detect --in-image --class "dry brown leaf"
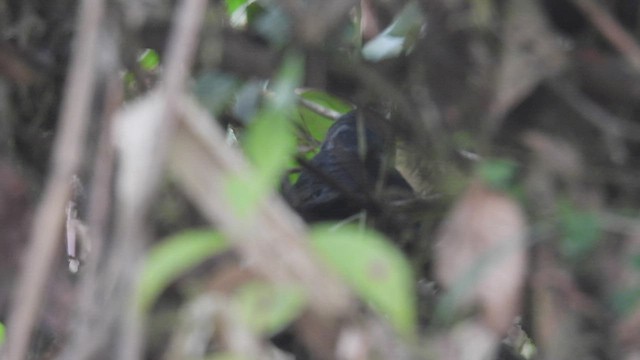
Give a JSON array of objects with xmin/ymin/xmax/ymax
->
[
  {"xmin": 531, "ymin": 247, "xmax": 597, "ymax": 359},
  {"xmin": 489, "ymin": 0, "xmax": 567, "ymax": 125},
  {"xmin": 522, "ymin": 131, "xmax": 584, "ymax": 182},
  {"xmin": 435, "ymin": 182, "xmax": 527, "ymax": 334}
]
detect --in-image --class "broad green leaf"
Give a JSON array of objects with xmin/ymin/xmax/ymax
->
[
  {"xmin": 138, "ymin": 230, "xmax": 229, "ymax": 311},
  {"xmin": 138, "ymin": 49, "xmax": 160, "ymax": 71},
  {"xmin": 310, "ymin": 224, "xmax": 416, "ymax": 335},
  {"xmin": 558, "ymin": 202, "xmax": 601, "ymax": 260},
  {"xmin": 233, "ymin": 282, "xmax": 306, "ymax": 336},
  {"xmin": 362, "ymin": 2, "xmax": 425, "ymax": 61}
]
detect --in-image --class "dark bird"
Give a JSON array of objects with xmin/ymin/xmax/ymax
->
[{"xmin": 284, "ymin": 111, "xmax": 413, "ymax": 222}]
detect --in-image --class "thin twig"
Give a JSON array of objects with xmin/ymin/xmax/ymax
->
[
  {"xmin": 112, "ymin": 1, "xmax": 209, "ymax": 359},
  {"xmin": 571, "ymin": 0, "xmax": 640, "ymax": 71},
  {"xmin": 547, "ymin": 79, "xmax": 640, "ymax": 142},
  {"xmin": 5, "ymin": 0, "xmax": 105, "ymax": 358}
]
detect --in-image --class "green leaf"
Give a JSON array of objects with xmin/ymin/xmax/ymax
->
[
  {"xmin": 295, "ymin": 107, "xmax": 334, "ymax": 143},
  {"xmin": 138, "ymin": 49, "xmax": 160, "ymax": 71},
  {"xmin": 558, "ymin": 202, "xmax": 601, "ymax": 260},
  {"xmin": 243, "ymin": 108, "xmax": 297, "ymax": 186},
  {"xmin": 224, "ymin": 0, "xmax": 249, "ymax": 15},
  {"xmin": 271, "ymin": 54, "xmax": 304, "ymax": 110},
  {"xmin": 632, "ymin": 254, "xmax": 640, "ymax": 270},
  {"xmin": 225, "ymin": 175, "xmax": 267, "ymax": 217},
  {"xmin": 233, "ymin": 282, "xmax": 306, "ymax": 336},
  {"xmin": 194, "ymin": 72, "xmax": 239, "ymax": 116},
  {"xmin": 310, "ymin": 224, "xmax": 417, "ymax": 335},
  {"xmin": 138, "ymin": 230, "xmax": 229, "ymax": 311},
  {"xmin": 254, "ymin": 6, "xmax": 291, "ymax": 47},
  {"xmin": 362, "ymin": 2, "xmax": 425, "ymax": 61},
  {"xmin": 478, "ymin": 159, "xmax": 517, "ymax": 190},
  {"xmin": 0, "ymin": 321, "xmax": 5, "ymax": 347},
  {"xmin": 612, "ymin": 287, "xmax": 640, "ymax": 315},
  {"xmin": 298, "ymin": 89, "xmax": 353, "ymax": 114}
]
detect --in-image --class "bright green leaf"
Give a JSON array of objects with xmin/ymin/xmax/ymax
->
[
  {"xmin": 0, "ymin": 321, "xmax": 5, "ymax": 346},
  {"xmin": 225, "ymin": 0, "xmax": 249, "ymax": 15},
  {"xmin": 138, "ymin": 230, "xmax": 229, "ymax": 311},
  {"xmin": 138, "ymin": 49, "xmax": 160, "ymax": 71},
  {"xmin": 310, "ymin": 224, "xmax": 417, "ymax": 335},
  {"xmin": 295, "ymin": 107, "xmax": 334, "ymax": 143},
  {"xmin": 233, "ymin": 282, "xmax": 306, "ymax": 336}
]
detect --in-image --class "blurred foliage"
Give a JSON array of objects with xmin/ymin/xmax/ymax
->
[
  {"xmin": 233, "ymin": 282, "xmax": 306, "ymax": 336},
  {"xmin": 0, "ymin": 321, "xmax": 5, "ymax": 347},
  {"xmin": 138, "ymin": 229, "xmax": 229, "ymax": 311},
  {"xmin": 310, "ymin": 224, "xmax": 417, "ymax": 336},
  {"xmin": 226, "ymin": 54, "xmax": 303, "ymax": 216},
  {"xmin": 362, "ymin": 1, "xmax": 425, "ymax": 61},
  {"xmin": 558, "ymin": 201, "xmax": 601, "ymax": 261},
  {"xmin": 138, "ymin": 48, "xmax": 160, "ymax": 71}
]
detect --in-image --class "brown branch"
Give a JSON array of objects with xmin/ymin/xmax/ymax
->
[
  {"xmin": 571, "ymin": 0, "xmax": 640, "ymax": 71},
  {"xmin": 5, "ymin": 0, "xmax": 106, "ymax": 357},
  {"xmin": 110, "ymin": 1, "xmax": 210, "ymax": 359}
]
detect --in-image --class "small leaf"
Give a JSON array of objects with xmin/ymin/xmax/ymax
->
[
  {"xmin": 478, "ymin": 159, "xmax": 517, "ymax": 190},
  {"xmin": 0, "ymin": 321, "xmax": 5, "ymax": 346},
  {"xmin": 233, "ymin": 282, "xmax": 306, "ymax": 336},
  {"xmin": 138, "ymin": 230, "xmax": 229, "ymax": 311},
  {"xmin": 138, "ymin": 49, "xmax": 160, "ymax": 71},
  {"xmin": 310, "ymin": 224, "xmax": 416, "ymax": 335},
  {"xmin": 558, "ymin": 202, "xmax": 601, "ymax": 260},
  {"xmin": 362, "ymin": 2, "xmax": 425, "ymax": 62},
  {"xmin": 224, "ymin": 0, "xmax": 249, "ymax": 15}
]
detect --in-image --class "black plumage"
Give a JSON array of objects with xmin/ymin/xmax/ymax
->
[{"xmin": 285, "ymin": 111, "xmax": 412, "ymax": 222}]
